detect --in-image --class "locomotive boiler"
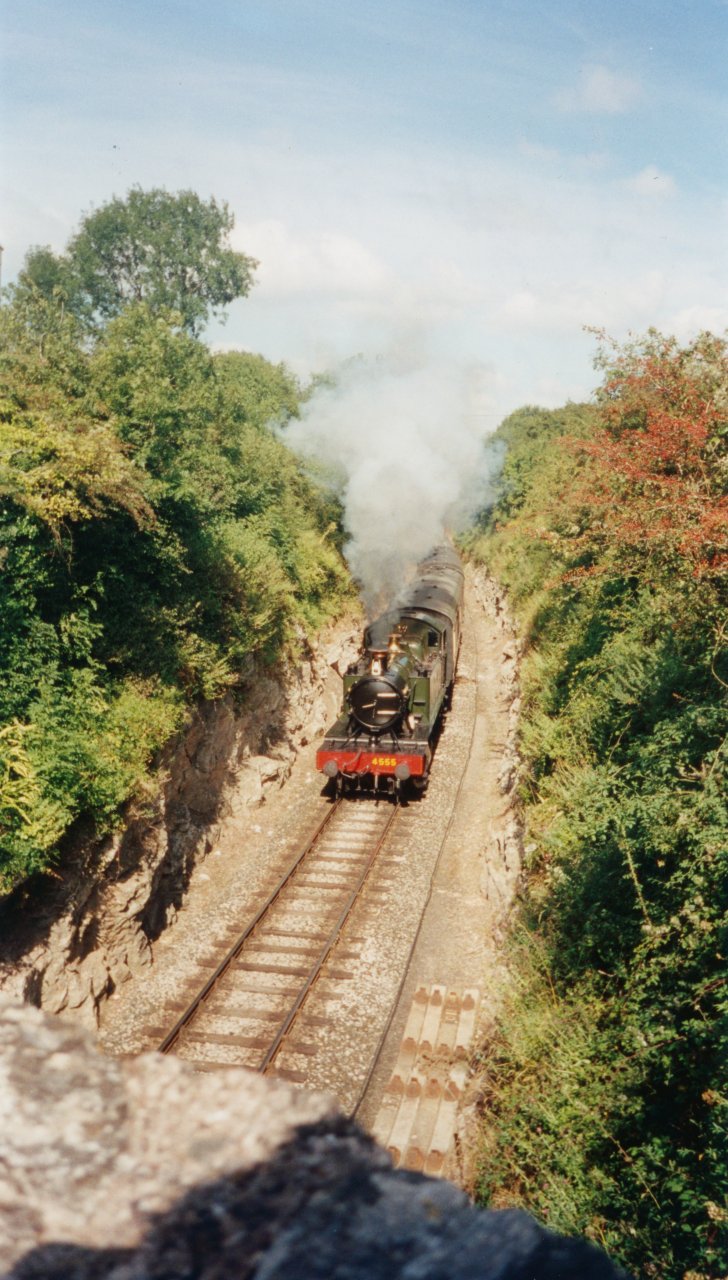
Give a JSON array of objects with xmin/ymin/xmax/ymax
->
[{"xmin": 316, "ymin": 545, "xmax": 464, "ymax": 794}]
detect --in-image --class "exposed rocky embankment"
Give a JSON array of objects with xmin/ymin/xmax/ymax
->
[
  {"xmin": 0, "ymin": 628, "xmax": 358, "ymax": 1028},
  {"xmin": 1, "ymin": 1002, "xmax": 629, "ymax": 1279}
]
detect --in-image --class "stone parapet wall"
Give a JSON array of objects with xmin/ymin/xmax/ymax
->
[{"xmin": 1, "ymin": 1003, "xmax": 630, "ymax": 1279}]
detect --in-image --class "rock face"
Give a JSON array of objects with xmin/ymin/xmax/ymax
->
[
  {"xmin": 0, "ymin": 632, "xmax": 358, "ymax": 1028},
  {"xmin": 2, "ymin": 1003, "xmax": 630, "ymax": 1279}
]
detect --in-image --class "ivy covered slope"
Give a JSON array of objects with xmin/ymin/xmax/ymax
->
[
  {"xmin": 0, "ymin": 189, "xmax": 351, "ymax": 895},
  {"xmin": 469, "ymin": 332, "xmax": 727, "ymax": 1278}
]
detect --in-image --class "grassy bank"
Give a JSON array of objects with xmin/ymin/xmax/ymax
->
[{"xmin": 468, "ymin": 333, "xmax": 727, "ymax": 1278}]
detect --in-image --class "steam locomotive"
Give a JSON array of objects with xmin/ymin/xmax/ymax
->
[{"xmin": 316, "ymin": 546, "xmax": 464, "ymax": 794}]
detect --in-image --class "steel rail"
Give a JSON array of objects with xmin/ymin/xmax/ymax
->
[
  {"xmin": 258, "ymin": 801, "xmax": 399, "ymax": 1074},
  {"xmin": 157, "ymin": 798, "xmax": 343, "ymax": 1055}
]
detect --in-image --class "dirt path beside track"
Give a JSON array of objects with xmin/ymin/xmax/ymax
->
[{"xmin": 356, "ymin": 566, "xmax": 521, "ymax": 1184}]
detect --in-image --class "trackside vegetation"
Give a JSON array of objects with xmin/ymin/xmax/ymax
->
[
  {"xmin": 469, "ymin": 332, "xmax": 727, "ymax": 1278},
  {"xmin": 0, "ymin": 190, "xmax": 351, "ymax": 894}
]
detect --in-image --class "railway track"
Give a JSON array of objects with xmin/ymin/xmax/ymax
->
[
  {"xmin": 157, "ymin": 797, "xmax": 399, "ymax": 1081},
  {"xmin": 96, "ymin": 573, "xmax": 497, "ymax": 1180},
  {"xmin": 100, "ymin": 578, "xmax": 489, "ymax": 1173},
  {"xmin": 150, "ymin": 590, "xmax": 483, "ymax": 1125}
]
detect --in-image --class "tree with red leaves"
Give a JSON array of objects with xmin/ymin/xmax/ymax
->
[{"xmin": 578, "ymin": 329, "xmax": 728, "ymax": 582}]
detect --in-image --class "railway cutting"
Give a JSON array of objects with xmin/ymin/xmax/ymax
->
[{"xmin": 100, "ymin": 564, "xmax": 518, "ymax": 1181}]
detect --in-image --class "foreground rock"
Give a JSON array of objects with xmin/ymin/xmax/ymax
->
[{"xmin": 2, "ymin": 1004, "xmax": 629, "ymax": 1279}]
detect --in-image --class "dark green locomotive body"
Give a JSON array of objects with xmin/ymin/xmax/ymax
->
[{"xmin": 316, "ymin": 546, "xmax": 464, "ymax": 793}]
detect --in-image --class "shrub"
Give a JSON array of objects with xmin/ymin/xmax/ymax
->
[
  {"xmin": 0, "ymin": 268, "xmax": 352, "ymax": 890},
  {"xmin": 471, "ymin": 335, "xmax": 728, "ymax": 1278}
]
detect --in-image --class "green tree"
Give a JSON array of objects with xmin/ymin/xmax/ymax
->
[
  {"xmin": 0, "ymin": 276, "xmax": 352, "ymax": 892},
  {"xmin": 15, "ymin": 188, "xmax": 257, "ymax": 336},
  {"xmin": 10, "ymin": 246, "xmax": 81, "ymax": 318},
  {"xmin": 214, "ymin": 350, "xmax": 301, "ymax": 430}
]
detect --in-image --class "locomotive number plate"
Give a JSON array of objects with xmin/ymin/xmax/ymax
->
[{"xmin": 371, "ymin": 755, "xmax": 397, "ymax": 767}]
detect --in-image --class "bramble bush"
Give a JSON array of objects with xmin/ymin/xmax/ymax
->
[{"xmin": 468, "ymin": 333, "xmax": 727, "ymax": 1278}]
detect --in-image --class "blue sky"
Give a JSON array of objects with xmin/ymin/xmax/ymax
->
[{"xmin": 2, "ymin": 0, "xmax": 727, "ymax": 427}]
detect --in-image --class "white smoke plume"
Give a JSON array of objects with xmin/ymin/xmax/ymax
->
[{"xmin": 284, "ymin": 348, "xmax": 504, "ymax": 614}]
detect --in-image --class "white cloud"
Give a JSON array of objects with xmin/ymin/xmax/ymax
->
[
  {"xmin": 499, "ymin": 272, "xmax": 669, "ymax": 334},
  {"xmin": 626, "ymin": 165, "xmax": 677, "ymax": 198},
  {"xmin": 501, "ymin": 289, "xmax": 539, "ymax": 323},
  {"xmin": 556, "ymin": 64, "xmax": 642, "ymax": 114},
  {"xmin": 669, "ymin": 303, "xmax": 728, "ymax": 338},
  {"xmin": 518, "ymin": 140, "xmax": 610, "ymax": 173},
  {"xmin": 231, "ymin": 219, "xmax": 391, "ymax": 297}
]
